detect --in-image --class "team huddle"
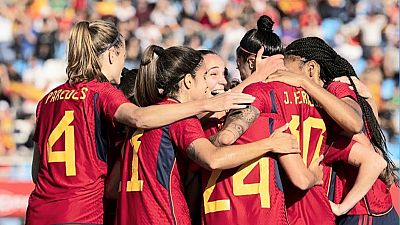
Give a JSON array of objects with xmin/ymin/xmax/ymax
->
[{"xmin": 25, "ymin": 16, "xmax": 399, "ymax": 225}]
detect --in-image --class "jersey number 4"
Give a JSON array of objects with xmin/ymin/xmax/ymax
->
[
  {"xmin": 47, "ymin": 110, "xmax": 76, "ymax": 176},
  {"xmin": 203, "ymin": 157, "xmax": 270, "ymax": 214}
]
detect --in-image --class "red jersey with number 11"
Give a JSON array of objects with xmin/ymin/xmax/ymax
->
[{"xmin": 116, "ymin": 99, "xmax": 206, "ymax": 225}]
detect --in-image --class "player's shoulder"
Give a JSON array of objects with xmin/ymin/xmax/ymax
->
[
  {"xmin": 244, "ymin": 81, "xmax": 295, "ymax": 93},
  {"xmin": 84, "ymin": 80, "xmax": 118, "ymax": 93},
  {"xmin": 326, "ymin": 81, "xmax": 357, "ymax": 100},
  {"xmin": 326, "ymin": 81, "xmax": 348, "ymax": 91}
]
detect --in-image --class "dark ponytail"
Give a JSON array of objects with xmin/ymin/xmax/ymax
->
[
  {"xmin": 134, "ymin": 45, "xmax": 164, "ymax": 107},
  {"xmin": 135, "ymin": 45, "xmax": 203, "ymax": 107},
  {"xmin": 236, "ymin": 15, "xmax": 283, "ymax": 61}
]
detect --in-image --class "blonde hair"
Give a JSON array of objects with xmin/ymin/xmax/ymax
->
[{"xmin": 66, "ymin": 20, "xmax": 123, "ymax": 83}]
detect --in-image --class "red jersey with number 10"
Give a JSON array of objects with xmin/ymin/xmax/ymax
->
[
  {"xmin": 26, "ymin": 80, "xmax": 129, "ymax": 225},
  {"xmin": 243, "ymin": 81, "xmax": 335, "ymax": 225}
]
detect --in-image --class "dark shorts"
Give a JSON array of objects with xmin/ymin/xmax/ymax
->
[{"xmin": 336, "ymin": 207, "xmax": 399, "ymax": 225}]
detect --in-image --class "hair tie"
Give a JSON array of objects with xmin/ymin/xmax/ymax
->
[
  {"xmin": 239, "ymin": 46, "xmax": 257, "ymax": 56},
  {"xmin": 154, "ymin": 46, "xmax": 165, "ymax": 56},
  {"xmin": 97, "ymin": 34, "xmax": 120, "ymax": 55}
]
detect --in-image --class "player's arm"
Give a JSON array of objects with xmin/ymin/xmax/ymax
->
[
  {"xmin": 278, "ymin": 154, "xmax": 324, "ymax": 190},
  {"xmin": 211, "ymin": 105, "xmax": 260, "ymax": 146},
  {"xmin": 187, "ymin": 124, "xmax": 299, "ymax": 170},
  {"xmin": 334, "ymin": 76, "xmax": 379, "ymax": 118},
  {"xmin": 31, "ymin": 142, "xmax": 40, "ymax": 184},
  {"xmin": 105, "ymin": 158, "xmax": 121, "ymax": 200},
  {"xmin": 114, "ymin": 92, "xmax": 255, "ymax": 129},
  {"xmin": 329, "ymin": 141, "xmax": 387, "ymax": 216},
  {"xmin": 268, "ymin": 71, "xmax": 363, "ymax": 135}
]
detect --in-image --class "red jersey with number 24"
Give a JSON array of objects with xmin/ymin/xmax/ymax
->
[{"xmin": 202, "ymin": 113, "xmax": 289, "ymax": 225}]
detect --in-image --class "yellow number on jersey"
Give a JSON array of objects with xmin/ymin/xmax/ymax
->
[
  {"xmin": 233, "ymin": 157, "xmax": 270, "ymax": 208},
  {"xmin": 203, "ymin": 169, "xmax": 230, "ymax": 213},
  {"xmin": 288, "ymin": 115, "xmax": 326, "ymax": 165},
  {"xmin": 203, "ymin": 157, "xmax": 270, "ymax": 214},
  {"xmin": 47, "ymin": 110, "xmax": 76, "ymax": 176},
  {"xmin": 126, "ymin": 129, "xmax": 144, "ymax": 192}
]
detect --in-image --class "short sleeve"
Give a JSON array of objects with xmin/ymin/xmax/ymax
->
[
  {"xmin": 243, "ymin": 83, "xmax": 271, "ymax": 113},
  {"xmin": 98, "ymin": 83, "xmax": 130, "ymax": 121},
  {"xmin": 323, "ymin": 137, "xmax": 356, "ymax": 164},
  {"xmin": 326, "ymin": 81, "xmax": 357, "ymax": 101},
  {"xmin": 169, "ymin": 117, "xmax": 206, "ymax": 155}
]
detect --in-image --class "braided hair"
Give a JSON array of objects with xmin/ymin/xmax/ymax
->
[{"xmin": 285, "ymin": 37, "xmax": 399, "ymax": 185}]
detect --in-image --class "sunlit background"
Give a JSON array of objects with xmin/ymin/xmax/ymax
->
[{"xmin": 0, "ymin": 0, "xmax": 398, "ymax": 224}]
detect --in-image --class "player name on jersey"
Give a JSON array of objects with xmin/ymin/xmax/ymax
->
[
  {"xmin": 45, "ymin": 87, "xmax": 88, "ymax": 104},
  {"xmin": 283, "ymin": 90, "xmax": 316, "ymax": 107}
]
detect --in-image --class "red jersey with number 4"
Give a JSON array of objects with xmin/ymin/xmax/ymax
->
[
  {"xmin": 26, "ymin": 80, "xmax": 129, "ymax": 225},
  {"xmin": 243, "ymin": 81, "xmax": 335, "ymax": 225},
  {"xmin": 323, "ymin": 81, "xmax": 394, "ymax": 216},
  {"xmin": 202, "ymin": 114, "xmax": 289, "ymax": 225},
  {"xmin": 116, "ymin": 99, "xmax": 206, "ymax": 225}
]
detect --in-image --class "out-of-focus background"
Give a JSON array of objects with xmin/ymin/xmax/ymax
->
[{"xmin": 0, "ymin": 0, "xmax": 398, "ymax": 224}]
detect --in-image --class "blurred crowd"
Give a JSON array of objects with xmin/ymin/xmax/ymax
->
[{"xmin": 0, "ymin": 0, "xmax": 398, "ymax": 162}]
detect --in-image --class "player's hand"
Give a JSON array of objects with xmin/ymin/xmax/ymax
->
[
  {"xmin": 253, "ymin": 47, "xmax": 286, "ymax": 81},
  {"xmin": 334, "ymin": 76, "xmax": 372, "ymax": 99},
  {"xmin": 308, "ymin": 155, "xmax": 324, "ymax": 186},
  {"xmin": 266, "ymin": 70, "xmax": 307, "ymax": 87},
  {"xmin": 329, "ymin": 201, "xmax": 342, "ymax": 216},
  {"xmin": 329, "ymin": 201, "xmax": 350, "ymax": 216},
  {"xmin": 268, "ymin": 124, "xmax": 300, "ymax": 154},
  {"xmin": 204, "ymin": 92, "xmax": 255, "ymax": 112}
]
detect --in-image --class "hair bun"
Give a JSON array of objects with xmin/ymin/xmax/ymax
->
[{"xmin": 257, "ymin": 15, "xmax": 274, "ymax": 33}]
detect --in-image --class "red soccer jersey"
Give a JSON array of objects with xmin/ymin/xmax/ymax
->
[
  {"xmin": 26, "ymin": 80, "xmax": 129, "ymax": 225},
  {"xmin": 202, "ymin": 114, "xmax": 289, "ymax": 225},
  {"xmin": 243, "ymin": 81, "xmax": 336, "ymax": 225},
  {"xmin": 323, "ymin": 82, "xmax": 394, "ymax": 216},
  {"xmin": 116, "ymin": 99, "xmax": 206, "ymax": 225}
]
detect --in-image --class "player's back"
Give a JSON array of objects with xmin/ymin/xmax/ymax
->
[
  {"xmin": 243, "ymin": 81, "xmax": 335, "ymax": 225},
  {"xmin": 27, "ymin": 80, "xmax": 128, "ymax": 225},
  {"xmin": 202, "ymin": 114, "xmax": 289, "ymax": 225}
]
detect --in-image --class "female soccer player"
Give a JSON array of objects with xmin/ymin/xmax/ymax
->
[
  {"xmin": 268, "ymin": 37, "xmax": 399, "ymax": 225},
  {"xmin": 26, "ymin": 20, "xmax": 257, "ymax": 225},
  {"xmin": 116, "ymin": 45, "xmax": 299, "ymax": 225},
  {"xmin": 201, "ymin": 16, "xmax": 327, "ymax": 225}
]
